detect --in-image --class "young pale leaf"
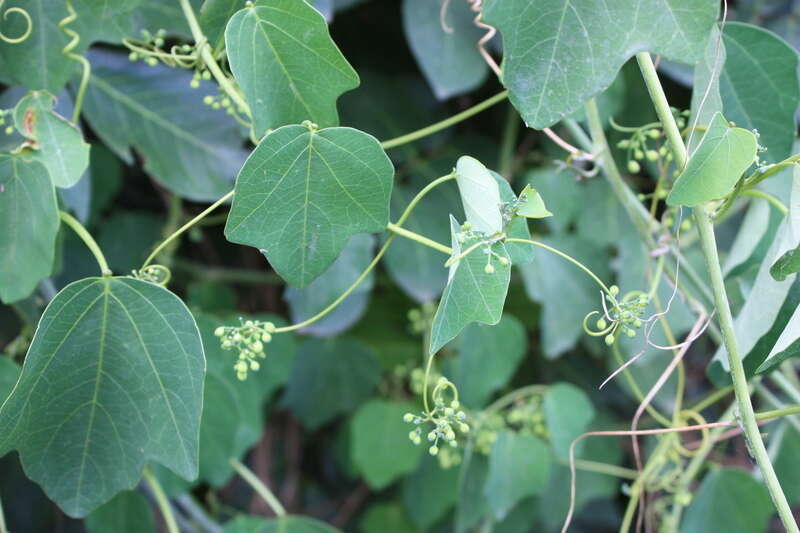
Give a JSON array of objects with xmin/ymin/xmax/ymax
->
[
  {"xmin": 445, "ymin": 315, "xmax": 526, "ymax": 408},
  {"xmin": 667, "ymin": 113, "xmax": 757, "ymax": 207},
  {"xmin": 223, "ymin": 515, "xmax": 343, "ymax": 533},
  {"xmin": 680, "ymin": 469, "xmax": 773, "ymax": 533},
  {"xmin": 81, "ymin": 50, "xmax": 247, "ymax": 202},
  {"xmin": 771, "ymin": 246, "xmax": 800, "ymax": 282},
  {"xmin": 0, "ymin": 155, "xmax": 59, "ymax": 303},
  {"xmin": 543, "ymin": 383, "xmax": 595, "ymax": 460},
  {"xmin": 484, "ymin": 431, "xmax": 550, "ymax": 520},
  {"xmin": 517, "ymin": 185, "xmax": 553, "ymax": 219},
  {"xmin": 429, "ymin": 217, "xmax": 511, "ymax": 354},
  {"xmin": 282, "ymin": 338, "xmax": 382, "ymax": 430},
  {"xmin": 482, "ymin": 0, "xmax": 718, "ymax": 129},
  {"xmin": 84, "ymin": 491, "xmax": 156, "ymax": 533},
  {"xmin": 718, "ymin": 23, "xmax": 800, "ymax": 163},
  {"xmin": 13, "ymin": 91, "xmax": 90, "ymax": 188},
  {"xmin": 225, "ymin": 124, "xmax": 393, "ymax": 288},
  {"xmin": 350, "ymin": 400, "xmax": 423, "ymax": 489},
  {"xmin": 0, "ymin": 277, "xmax": 205, "ymax": 517},
  {"xmin": 225, "ymin": 1, "xmax": 359, "ymax": 137},
  {"xmin": 284, "ymin": 234, "xmax": 376, "ymax": 336},
  {"xmin": 402, "ymin": 0, "xmax": 487, "ymax": 100},
  {"xmin": 455, "ymin": 156, "xmax": 503, "ymax": 235}
]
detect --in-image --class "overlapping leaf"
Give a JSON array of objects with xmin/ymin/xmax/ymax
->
[
  {"xmin": 0, "ymin": 155, "xmax": 59, "ymax": 303},
  {"xmin": 225, "ymin": 124, "xmax": 393, "ymax": 288},
  {"xmin": 482, "ymin": 0, "xmax": 718, "ymax": 128},
  {"xmin": 80, "ymin": 50, "xmax": 247, "ymax": 201},
  {"xmin": 429, "ymin": 216, "xmax": 511, "ymax": 354},
  {"xmin": 225, "ymin": 1, "xmax": 359, "ymax": 137},
  {"xmin": 0, "ymin": 277, "xmax": 205, "ymax": 517},
  {"xmin": 484, "ymin": 431, "xmax": 550, "ymax": 520},
  {"xmin": 13, "ymin": 91, "xmax": 90, "ymax": 188}
]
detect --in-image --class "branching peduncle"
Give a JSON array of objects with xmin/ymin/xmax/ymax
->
[
  {"xmin": 636, "ymin": 50, "xmax": 799, "ymax": 533},
  {"xmin": 143, "ymin": 467, "xmax": 179, "ymax": 533},
  {"xmin": 229, "ymin": 458, "xmax": 286, "ymax": 517},
  {"xmin": 59, "ymin": 211, "xmax": 111, "ymax": 277}
]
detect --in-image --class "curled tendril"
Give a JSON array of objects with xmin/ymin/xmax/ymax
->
[
  {"xmin": 59, "ymin": 0, "xmax": 91, "ymax": 123},
  {"xmin": 582, "ymin": 311, "xmax": 615, "ymax": 337},
  {"xmin": 672, "ymin": 410, "xmax": 710, "ymax": 457},
  {"xmin": 132, "ymin": 264, "xmax": 172, "ymax": 286},
  {"xmin": 0, "ymin": 0, "xmax": 31, "ymax": 44}
]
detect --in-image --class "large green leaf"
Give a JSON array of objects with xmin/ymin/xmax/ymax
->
[
  {"xmin": 482, "ymin": 0, "xmax": 718, "ymax": 128},
  {"xmin": 350, "ymin": 400, "xmax": 423, "ymax": 489},
  {"xmin": 225, "ymin": 124, "xmax": 393, "ymax": 288},
  {"xmin": 84, "ymin": 491, "xmax": 156, "ymax": 533},
  {"xmin": 282, "ymin": 338, "xmax": 382, "ymax": 430},
  {"xmin": 0, "ymin": 277, "xmax": 205, "ymax": 517},
  {"xmin": 402, "ymin": 454, "xmax": 460, "ymax": 529},
  {"xmin": 718, "ymin": 23, "xmax": 800, "ymax": 163},
  {"xmin": 223, "ymin": 515, "xmax": 342, "ymax": 533},
  {"xmin": 402, "ymin": 0, "xmax": 487, "ymax": 100},
  {"xmin": 445, "ymin": 315, "xmax": 526, "ymax": 408},
  {"xmin": 225, "ymin": 1, "xmax": 359, "ymax": 137},
  {"xmin": 13, "ymin": 91, "xmax": 90, "ymax": 188},
  {"xmin": 429, "ymin": 216, "xmax": 511, "ymax": 354},
  {"xmin": 680, "ymin": 469, "xmax": 773, "ymax": 533},
  {"xmin": 0, "ymin": 155, "xmax": 59, "ymax": 303},
  {"xmin": 667, "ymin": 112, "xmax": 757, "ymax": 207},
  {"xmin": 284, "ymin": 234, "xmax": 375, "ymax": 336},
  {"xmin": 543, "ymin": 383, "xmax": 595, "ymax": 460},
  {"xmin": 484, "ymin": 431, "xmax": 550, "ymax": 520},
  {"xmin": 81, "ymin": 50, "xmax": 247, "ymax": 202},
  {"xmin": 361, "ymin": 503, "xmax": 420, "ymax": 533},
  {"xmin": 0, "ymin": 357, "xmax": 20, "ymax": 402}
]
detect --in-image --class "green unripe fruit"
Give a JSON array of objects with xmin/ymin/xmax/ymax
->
[
  {"xmin": 450, "ymin": 400, "xmax": 460, "ymax": 409},
  {"xmin": 146, "ymin": 57, "xmax": 158, "ymax": 67},
  {"xmin": 403, "ymin": 413, "xmax": 415, "ymax": 423},
  {"xmin": 128, "ymin": 52, "xmax": 138, "ymax": 61},
  {"xmin": 681, "ymin": 219, "xmax": 692, "ymax": 231},
  {"xmin": 617, "ymin": 139, "xmax": 630, "ymax": 149},
  {"xmin": 627, "ymin": 160, "xmax": 641, "ymax": 174},
  {"xmin": 190, "ymin": 79, "xmax": 200, "ymax": 89},
  {"xmin": 429, "ymin": 445, "xmax": 439, "ymax": 456},
  {"xmin": 634, "ymin": 149, "xmax": 644, "ymax": 160},
  {"xmin": 646, "ymin": 150, "xmax": 659, "ymax": 161},
  {"xmin": 626, "ymin": 328, "xmax": 636, "ymax": 338},
  {"xmin": 498, "ymin": 256, "xmax": 509, "ymax": 267},
  {"xmin": 214, "ymin": 326, "xmax": 225, "ymax": 337},
  {"xmin": 596, "ymin": 318, "xmax": 607, "ymax": 330},
  {"xmin": 484, "ymin": 263, "xmax": 495, "ymax": 274},
  {"xmin": 647, "ymin": 129, "xmax": 661, "ymax": 139},
  {"xmin": 604, "ymin": 334, "xmax": 615, "ymax": 346}
]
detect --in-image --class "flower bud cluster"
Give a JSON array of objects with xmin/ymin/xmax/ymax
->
[
  {"xmin": 506, "ymin": 395, "xmax": 548, "ymax": 440},
  {"xmin": 215, "ymin": 319, "xmax": 276, "ymax": 380},
  {"xmin": 404, "ymin": 378, "xmax": 469, "ymax": 457}
]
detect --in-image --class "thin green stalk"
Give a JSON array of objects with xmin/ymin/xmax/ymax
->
[
  {"xmin": 59, "ymin": 211, "xmax": 111, "ymax": 276},
  {"xmin": 572, "ymin": 459, "xmax": 639, "ymax": 480},
  {"xmin": 498, "ymin": 102, "xmax": 521, "ymax": 178},
  {"xmin": 690, "ymin": 385, "xmax": 733, "ymax": 413},
  {"xmin": 143, "ymin": 467, "xmax": 179, "ymax": 533},
  {"xmin": 380, "ymin": 91, "xmax": 508, "ymax": 150},
  {"xmin": 636, "ymin": 51, "xmax": 799, "ymax": 533},
  {"xmin": 274, "ymin": 173, "xmax": 456, "ymax": 334},
  {"xmin": 771, "ymin": 371, "xmax": 800, "ymax": 405},
  {"xmin": 740, "ymin": 189, "xmax": 788, "ymax": 215},
  {"xmin": 229, "ymin": 458, "xmax": 286, "ymax": 517},
  {"xmin": 386, "ymin": 223, "xmax": 452, "ymax": 254},
  {"xmin": 757, "ymin": 384, "xmax": 800, "ymax": 433},
  {"xmin": 142, "ymin": 190, "xmax": 234, "ymax": 270},
  {"xmin": 619, "ymin": 435, "xmax": 674, "ymax": 533},
  {"xmin": 178, "ymin": 0, "xmax": 251, "ymax": 118},
  {"xmin": 563, "ymin": 119, "xmax": 593, "ymax": 151}
]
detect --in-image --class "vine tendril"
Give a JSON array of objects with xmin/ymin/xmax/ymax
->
[
  {"xmin": 59, "ymin": 0, "xmax": 91, "ymax": 123},
  {"xmin": 0, "ymin": 0, "xmax": 31, "ymax": 44}
]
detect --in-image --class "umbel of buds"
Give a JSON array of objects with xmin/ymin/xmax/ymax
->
[
  {"xmin": 215, "ymin": 319, "xmax": 276, "ymax": 380},
  {"xmin": 404, "ymin": 377, "xmax": 469, "ymax": 456}
]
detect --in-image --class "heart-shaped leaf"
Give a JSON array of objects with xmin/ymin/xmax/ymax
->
[
  {"xmin": 0, "ymin": 155, "xmax": 59, "ymax": 303},
  {"xmin": 225, "ymin": 1, "xmax": 359, "ymax": 137},
  {"xmin": 429, "ymin": 216, "xmax": 511, "ymax": 354},
  {"xmin": 225, "ymin": 124, "xmax": 393, "ymax": 288},
  {"xmin": 517, "ymin": 185, "xmax": 553, "ymax": 219},
  {"xmin": 482, "ymin": 0, "xmax": 718, "ymax": 129},
  {"xmin": 0, "ymin": 277, "xmax": 205, "ymax": 517},
  {"xmin": 455, "ymin": 156, "xmax": 503, "ymax": 235},
  {"xmin": 13, "ymin": 91, "xmax": 90, "ymax": 188},
  {"xmin": 667, "ymin": 112, "xmax": 757, "ymax": 207}
]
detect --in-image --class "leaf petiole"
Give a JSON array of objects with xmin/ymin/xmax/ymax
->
[{"xmin": 59, "ymin": 211, "xmax": 111, "ymax": 277}]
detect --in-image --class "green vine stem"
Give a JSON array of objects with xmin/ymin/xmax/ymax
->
[
  {"xmin": 141, "ymin": 190, "xmax": 234, "ymax": 270},
  {"xmin": 59, "ymin": 0, "xmax": 91, "ymax": 123},
  {"xmin": 636, "ymin": 50, "xmax": 799, "ymax": 533},
  {"xmin": 0, "ymin": 0, "xmax": 31, "ymax": 44},
  {"xmin": 272, "ymin": 172, "xmax": 457, "ymax": 334},
  {"xmin": 740, "ymin": 189, "xmax": 788, "ymax": 215},
  {"xmin": 229, "ymin": 458, "xmax": 286, "ymax": 517},
  {"xmin": 380, "ymin": 90, "xmax": 508, "ymax": 149},
  {"xmin": 142, "ymin": 467, "xmax": 179, "ymax": 533},
  {"xmin": 386, "ymin": 223, "xmax": 452, "ymax": 254},
  {"xmin": 59, "ymin": 211, "xmax": 111, "ymax": 277}
]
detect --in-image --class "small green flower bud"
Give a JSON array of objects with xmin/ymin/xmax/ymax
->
[
  {"xmin": 446, "ymin": 430, "xmax": 456, "ymax": 441},
  {"xmin": 249, "ymin": 360, "xmax": 260, "ymax": 371},
  {"xmin": 596, "ymin": 318, "xmax": 607, "ymax": 330},
  {"xmin": 609, "ymin": 285, "xmax": 619, "ymax": 296},
  {"xmin": 429, "ymin": 445, "xmax": 439, "ymax": 456},
  {"xmin": 212, "ymin": 102, "xmax": 221, "ymax": 109},
  {"xmin": 251, "ymin": 340, "xmax": 263, "ymax": 353},
  {"xmin": 459, "ymin": 423, "xmax": 469, "ymax": 433},
  {"xmin": 128, "ymin": 52, "xmax": 138, "ymax": 61},
  {"xmin": 634, "ymin": 149, "xmax": 644, "ymax": 160},
  {"xmin": 656, "ymin": 188, "xmax": 668, "ymax": 199},
  {"xmin": 461, "ymin": 222, "xmax": 472, "ymax": 232},
  {"xmin": 202, "ymin": 71, "xmax": 211, "ymax": 80},
  {"xmin": 484, "ymin": 263, "xmax": 495, "ymax": 274},
  {"xmin": 146, "ymin": 57, "xmax": 158, "ymax": 67},
  {"xmin": 498, "ymin": 256, "xmax": 509, "ymax": 267},
  {"xmin": 604, "ymin": 334, "xmax": 615, "ymax": 346},
  {"xmin": 617, "ymin": 139, "xmax": 630, "ymax": 149},
  {"xmin": 403, "ymin": 413, "xmax": 415, "ymax": 423},
  {"xmin": 646, "ymin": 150, "xmax": 659, "ymax": 161},
  {"xmin": 444, "ymin": 407, "xmax": 454, "ymax": 416},
  {"xmin": 634, "ymin": 319, "xmax": 643, "ymax": 328},
  {"xmin": 680, "ymin": 219, "xmax": 692, "ymax": 231},
  {"xmin": 627, "ymin": 160, "xmax": 641, "ymax": 174},
  {"xmin": 203, "ymin": 95, "xmax": 214, "ymax": 105},
  {"xmin": 626, "ymin": 328, "xmax": 636, "ymax": 338},
  {"xmin": 647, "ymin": 129, "xmax": 661, "ymax": 139},
  {"xmin": 237, "ymin": 371, "xmax": 247, "ymax": 381},
  {"xmin": 264, "ymin": 322, "xmax": 276, "ymax": 332},
  {"xmin": 659, "ymin": 146, "xmax": 668, "ymax": 156},
  {"xmin": 214, "ymin": 327, "xmax": 225, "ymax": 337},
  {"xmin": 427, "ymin": 431, "xmax": 437, "ymax": 441},
  {"xmin": 408, "ymin": 430, "xmax": 418, "ymax": 441},
  {"xmin": 222, "ymin": 340, "xmax": 232, "ymax": 349},
  {"xmin": 154, "ymin": 38, "xmax": 165, "ymax": 47},
  {"xmin": 450, "ymin": 400, "xmax": 459, "ymax": 409}
]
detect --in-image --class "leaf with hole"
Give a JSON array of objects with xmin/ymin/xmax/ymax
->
[
  {"xmin": 225, "ymin": 1, "xmax": 359, "ymax": 137},
  {"xmin": 429, "ymin": 216, "xmax": 511, "ymax": 354},
  {"xmin": 667, "ymin": 112, "xmax": 758, "ymax": 207},
  {"xmin": 0, "ymin": 155, "xmax": 59, "ymax": 304},
  {"xmin": 0, "ymin": 277, "xmax": 205, "ymax": 517},
  {"xmin": 225, "ymin": 124, "xmax": 393, "ymax": 288}
]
